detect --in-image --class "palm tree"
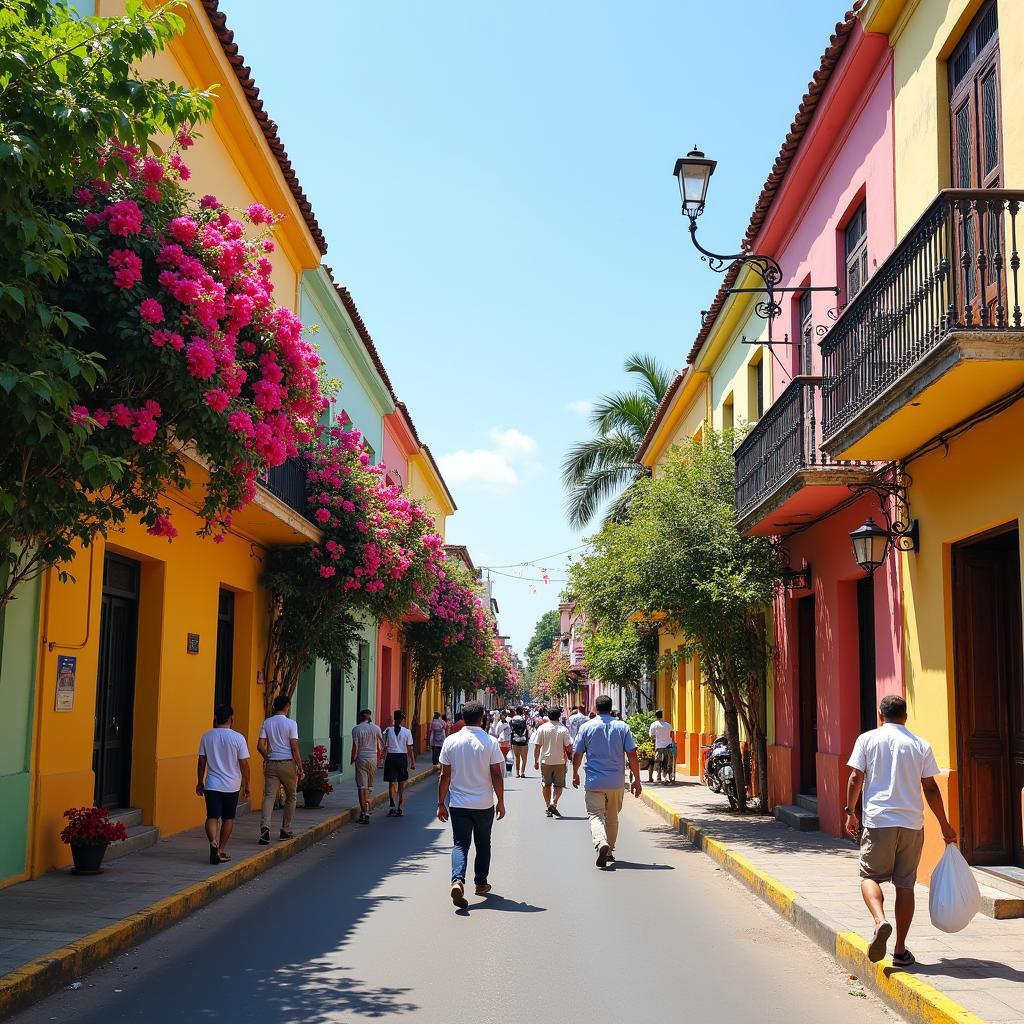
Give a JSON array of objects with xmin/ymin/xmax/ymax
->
[{"xmin": 561, "ymin": 352, "xmax": 673, "ymax": 529}]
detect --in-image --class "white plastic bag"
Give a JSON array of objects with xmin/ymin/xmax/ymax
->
[{"xmin": 929, "ymin": 844, "xmax": 982, "ymax": 933}]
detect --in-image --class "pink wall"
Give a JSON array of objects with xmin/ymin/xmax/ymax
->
[{"xmin": 382, "ymin": 418, "xmax": 408, "ymax": 489}]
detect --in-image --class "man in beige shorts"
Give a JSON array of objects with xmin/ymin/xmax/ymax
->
[
  {"xmin": 350, "ymin": 709, "xmax": 384, "ymax": 825},
  {"xmin": 845, "ymin": 694, "xmax": 956, "ymax": 968},
  {"xmin": 533, "ymin": 706, "xmax": 572, "ymax": 818}
]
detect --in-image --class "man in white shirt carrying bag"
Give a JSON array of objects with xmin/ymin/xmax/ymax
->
[
  {"xmin": 438, "ymin": 700, "xmax": 506, "ymax": 908},
  {"xmin": 845, "ymin": 694, "xmax": 957, "ymax": 967}
]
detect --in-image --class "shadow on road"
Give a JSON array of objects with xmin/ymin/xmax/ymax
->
[
  {"xmin": 608, "ymin": 860, "xmax": 674, "ymax": 871},
  {"xmin": 455, "ymin": 892, "xmax": 546, "ymax": 915}
]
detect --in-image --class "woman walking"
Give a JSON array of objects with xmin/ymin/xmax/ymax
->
[
  {"xmin": 428, "ymin": 712, "xmax": 447, "ymax": 765},
  {"xmin": 491, "ymin": 711, "xmax": 512, "ymax": 773},
  {"xmin": 384, "ymin": 710, "xmax": 416, "ymax": 816}
]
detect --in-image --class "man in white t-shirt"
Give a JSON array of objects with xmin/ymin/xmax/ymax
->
[
  {"xmin": 845, "ymin": 694, "xmax": 956, "ymax": 967},
  {"xmin": 257, "ymin": 694, "xmax": 304, "ymax": 845},
  {"xmin": 534, "ymin": 706, "xmax": 573, "ymax": 817},
  {"xmin": 648, "ymin": 711, "xmax": 674, "ymax": 783},
  {"xmin": 196, "ymin": 704, "xmax": 250, "ymax": 865},
  {"xmin": 438, "ymin": 701, "xmax": 506, "ymax": 908},
  {"xmin": 566, "ymin": 707, "xmax": 587, "ymax": 742}
]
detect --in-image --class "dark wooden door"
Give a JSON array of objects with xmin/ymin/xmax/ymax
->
[
  {"xmin": 857, "ymin": 577, "xmax": 877, "ymax": 734},
  {"xmin": 949, "ymin": 0, "xmax": 1003, "ymax": 322},
  {"xmin": 214, "ymin": 588, "xmax": 235, "ymax": 711},
  {"xmin": 798, "ymin": 595, "xmax": 818, "ymax": 794},
  {"xmin": 93, "ymin": 554, "xmax": 140, "ymax": 809},
  {"xmin": 328, "ymin": 665, "xmax": 343, "ymax": 770},
  {"xmin": 953, "ymin": 527, "xmax": 1024, "ymax": 866}
]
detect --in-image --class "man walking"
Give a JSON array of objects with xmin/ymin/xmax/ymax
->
[
  {"xmin": 534, "ymin": 706, "xmax": 572, "ymax": 817},
  {"xmin": 351, "ymin": 708, "xmax": 385, "ymax": 824},
  {"xmin": 509, "ymin": 706, "xmax": 530, "ymax": 778},
  {"xmin": 490, "ymin": 710, "xmax": 513, "ymax": 774},
  {"xmin": 648, "ymin": 709, "xmax": 674, "ymax": 784},
  {"xmin": 567, "ymin": 706, "xmax": 587, "ymax": 743},
  {"xmin": 573, "ymin": 694, "xmax": 642, "ymax": 867},
  {"xmin": 428, "ymin": 712, "xmax": 447, "ymax": 766},
  {"xmin": 437, "ymin": 701, "xmax": 506, "ymax": 908},
  {"xmin": 845, "ymin": 694, "xmax": 956, "ymax": 967},
  {"xmin": 196, "ymin": 705, "xmax": 250, "ymax": 864},
  {"xmin": 257, "ymin": 694, "xmax": 303, "ymax": 845},
  {"xmin": 383, "ymin": 710, "xmax": 416, "ymax": 817}
]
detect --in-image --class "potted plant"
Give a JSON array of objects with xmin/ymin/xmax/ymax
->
[
  {"xmin": 60, "ymin": 806, "xmax": 128, "ymax": 874},
  {"xmin": 300, "ymin": 745, "xmax": 334, "ymax": 809}
]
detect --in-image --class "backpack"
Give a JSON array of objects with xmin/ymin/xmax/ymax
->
[{"xmin": 510, "ymin": 717, "xmax": 528, "ymax": 744}]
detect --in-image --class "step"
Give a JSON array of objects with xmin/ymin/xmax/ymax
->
[
  {"xmin": 795, "ymin": 793, "xmax": 819, "ymax": 814},
  {"xmin": 774, "ymin": 804, "xmax": 819, "ymax": 832},
  {"xmin": 108, "ymin": 807, "xmax": 143, "ymax": 829},
  {"xmin": 106, "ymin": 823, "xmax": 160, "ymax": 862},
  {"xmin": 972, "ymin": 866, "xmax": 1024, "ymax": 920}
]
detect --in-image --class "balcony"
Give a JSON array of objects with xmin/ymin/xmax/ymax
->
[
  {"xmin": 734, "ymin": 376, "xmax": 875, "ymax": 536},
  {"xmin": 821, "ymin": 189, "xmax": 1024, "ymax": 461},
  {"xmin": 261, "ymin": 458, "xmax": 310, "ymax": 519}
]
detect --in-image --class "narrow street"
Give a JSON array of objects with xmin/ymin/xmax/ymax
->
[{"xmin": 14, "ymin": 755, "xmax": 897, "ymax": 1024}]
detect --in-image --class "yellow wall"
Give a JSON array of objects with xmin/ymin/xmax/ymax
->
[
  {"xmin": 867, "ymin": 0, "xmax": 1024, "ymax": 236},
  {"xmin": 408, "ymin": 453, "xmax": 454, "ymax": 541}
]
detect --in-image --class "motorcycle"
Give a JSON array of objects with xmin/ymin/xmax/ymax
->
[{"xmin": 703, "ymin": 735, "xmax": 740, "ymax": 809}]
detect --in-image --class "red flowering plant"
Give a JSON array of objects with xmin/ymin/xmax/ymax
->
[
  {"xmin": 300, "ymin": 745, "xmax": 334, "ymax": 796},
  {"xmin": 4, "ymin": 138, "xmax": 326, "ymax": 599},
  {"xmin": 60, "ymin": 806, "xmax": 128, "ymax": 847}
]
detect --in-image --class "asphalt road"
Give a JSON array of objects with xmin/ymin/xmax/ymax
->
[{"xmin": 14, "ymin": 756, "xmax": 899, "ymax": 1024}]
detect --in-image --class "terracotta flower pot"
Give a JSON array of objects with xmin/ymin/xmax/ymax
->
[
  {"xmin": 70, "ymin": 841, "xmax": 108, "ymax": 874},
  {"xmin": 303, "ymin": 789, "xmax": 325, "ymax": 809}
]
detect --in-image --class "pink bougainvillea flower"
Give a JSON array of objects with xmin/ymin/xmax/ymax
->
[
  {"xmin": 141, "ymin": 157, "xmax": 164, "ymax": 184},
  {"xmin": 200, "ymin": 194, "xmax": 220, "ymax": 210},
  {"xmin": 204, "ymin": 388, "xmax": 230, "ymax": 413},
  {"xmin": 184, "ymin": 339, "xmax": 216, "ymax": 379},
  {"xmin": 139, "ymin": 298, "xmax": 164, "ymax": 324},
  {"xmin": 67, "ymin": 405, "xmax": 90, "ymax": 427},
  {"xmin": 104, "ymin": 199, "xmax": 144, "ymax": 237},
  {"xmin": 74, "ymin": 188, "xmax": 94, "ymax": 206},
  {"xmin": 168, "ymin": 216, "xmax": 198, "ymax": 245},
  {"xmin": 147, "ymin": 515, "xmax": 178, "ymax": 540}
]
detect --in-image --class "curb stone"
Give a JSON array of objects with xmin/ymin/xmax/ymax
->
[
  {"xmin": 640, "ymin": 789, "xmax": 986, "ymax": 1024},
  {"xmin": 0, "ymin": 765, "xmax": 439, "ymax": 1020}
]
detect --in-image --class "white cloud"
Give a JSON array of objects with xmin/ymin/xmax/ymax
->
[
  {"xmin": 437, "ymin": 427, "xmax": 539, "ymax": 491},
  {"xmin": 565, "ymin": 399, "xmax": 593, "ymax": 416}
]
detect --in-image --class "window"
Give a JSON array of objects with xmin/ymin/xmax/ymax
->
[
  {"xmin": 722, "ymin": 394, "xmax": 734, "ymax": 435},
  {"xmin": 747, "ymin": 354, "xmax": 764, "ymax": 422},
  {"xmin": 844, "ymin": 201, "xmax": 868, "ymax": 301},
  {"xmin": 798, "ymin": 288, "xmax": 814, "ymax": 375}
]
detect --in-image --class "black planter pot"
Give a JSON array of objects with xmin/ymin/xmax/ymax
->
[
  {"xmin": 303, "ymin": 789, "xmax": 325, "ymax": 809},
  {"xmin": 70, "ymin": 841, "xmax": 108, "ymax": 875}
]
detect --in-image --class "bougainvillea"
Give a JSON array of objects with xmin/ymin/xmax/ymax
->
[{"xmin": 532, "ymin": 648, "xmax": 574, "ymax": 704}]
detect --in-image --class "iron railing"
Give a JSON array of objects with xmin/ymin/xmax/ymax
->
[
  {"xmin": 735, "ymin": 376, "xmax": 827, "ymax": 521},
  {"xmin": 821, "ymin": 189, "xmax": 1024, "ymax": 442},
  {"xmin": 260, "ymin": 457, "xmax": 310, "ymax": 520}
]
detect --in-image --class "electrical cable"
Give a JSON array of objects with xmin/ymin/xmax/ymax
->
[{"xmin": 483, "ymin": 543, "xmax": 589, "ymax": 570}]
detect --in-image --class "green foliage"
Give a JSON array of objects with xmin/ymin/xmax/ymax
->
[
  {"xmin": 583, "ymin": 621, "xmax": 656, "ymax": 705},
  {"xmin": 625, "ymin": 710, "xmax": 656, "ymax": 747},
  {"xmin": 0, "ymin": 0, "xmax": 212, "ymax": 603},
  {"xmin": 524, "ymin": 608, "xmax": 560, "ymax": 679},
  {"xmin": 261, "ymin": 546, "xmax": 361, "ymax": 715},
  {"xmin": 560, "ymin": 352, "xmax": 672, "ymax": 528}
]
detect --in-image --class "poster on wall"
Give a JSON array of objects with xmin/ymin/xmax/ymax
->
[{"xmin": 55, "ymin": 655, "xmax": 76, "ymax": 712}]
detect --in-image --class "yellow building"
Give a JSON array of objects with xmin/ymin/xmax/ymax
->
[
  {"xmin": 825, "ymin": 0, "xmax": 1024, "ymax": 874},
  {"xmin": 28, "ymin": 0, "xmax": 327, "ymax": 877}
]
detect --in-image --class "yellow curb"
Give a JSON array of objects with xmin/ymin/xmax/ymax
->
[
  {"xmin": 0, "ymin": 766, "xmax": 438, "ymax": 1020},
  {"xmin": 640, "ymin": 788, "xmax": 982, "ymax": 1024}
]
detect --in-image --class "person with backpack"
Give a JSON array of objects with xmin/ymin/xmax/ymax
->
[
  {"xmin": 509, "ymin": 706, "xmax": 531, "ymax": 777},
  {"xmin": 383, "ymin": 710, "xmax": 416, "ymax": 817}
]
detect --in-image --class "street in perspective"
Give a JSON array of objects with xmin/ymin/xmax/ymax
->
[{"xmin": 2, "ymin": 1, "xmax": 1024, "ymax": 1022}]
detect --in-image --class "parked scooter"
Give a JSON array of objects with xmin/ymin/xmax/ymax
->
[{"xmin": 703, "ymin": 735, "xmax": 739, "ymax": 808}]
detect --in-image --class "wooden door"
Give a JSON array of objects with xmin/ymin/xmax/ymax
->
[
  {"xmin": 328, "ymin": 665, "xmax": 343, "ymax": 770},
  {"xmin": 93, "ymin": 554, "xmax": 140, "ymax": 809},
  {"xmin": 798, "ymin": 595, "xmax": 818, "ymax": 795},
  {"xmin": 953, "ymin": 527, "xmax": 1023, "ymax": 866},
  {"xmin": 213, "ymin": 588, "xmax": 234, "ymax": 711},
  {"xmin": 949, "ymin": 0, "xmax": 1003, "ymax": 323}
]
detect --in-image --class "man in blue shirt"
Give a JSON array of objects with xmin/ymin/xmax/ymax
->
[{"xmin": 572, "ymin": 694, "xmax": 642, "ymax": 867}]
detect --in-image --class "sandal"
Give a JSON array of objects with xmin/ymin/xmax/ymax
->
[
  {"xmin": 868, "ymin": 921, "xmax": 892, "ymax": 963},
  {"xmin": 218, "ymin": 850, "xmax": 231, "ymax": 862},
  {"xmin": 892, "ymin": 949, "xmax": 916, "ymax": 968}
]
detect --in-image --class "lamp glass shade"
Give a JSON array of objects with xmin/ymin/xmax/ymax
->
[
  {"xmin": 850, "ymin": 517, "xmax": 889, "ymax": 572},
  {"xmin": 673, "ymin": 148, "xmax": 716, "ymax": 216}
]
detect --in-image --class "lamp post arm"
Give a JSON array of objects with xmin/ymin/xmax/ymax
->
[{"xmin": 687, "ymin": 217, "xmax": 784, "ymax": 293}]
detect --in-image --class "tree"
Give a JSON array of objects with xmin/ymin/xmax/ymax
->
[
  {"xmin": 582, "ymin": 621, "xmax": 656, "ymax": 710},
  {"xmin": 532, "ymin": 648, "xmax": 572, "ymax": 705},
  {"xmin": 561, "ymin": 353, "xmax": 672, "ymax": 529},
  {"xmin": 524, "ymin": 608, "xmax": 560, "ymax": 680},
  {"xmin": 0, "ymin": 1, "xmax": 221, "ymax": 606},
  {"xmin": 567, "ymin": 430, "xmax": 782, "ymax": 812}
]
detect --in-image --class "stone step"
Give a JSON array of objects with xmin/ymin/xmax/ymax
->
[
  {"xmin": 106, "ymin": 824, "xmax": 160, "ymax": 862},
  {"xmin": 973, "ymin": 867, "xmax": 1024, "ymax": 920},
  {"xmin": 774, "ymin": 804, "xmax": 819, "ymax": 832},
  {"xmin": 795, "ymin": 793, "xmax": 818, "ymax": 814},
  {"xmin": 108, "ymin": 807, "xmax": 143, "ymax": 829}
]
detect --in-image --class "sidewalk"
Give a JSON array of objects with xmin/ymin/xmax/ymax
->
[
  {"xmin": 0, "ymin": 764, "xmax": 437, "ymax": 1019},
  {"xmin": 640, "ymin": 779, "xmax": 1024, "ymax": 1024}
]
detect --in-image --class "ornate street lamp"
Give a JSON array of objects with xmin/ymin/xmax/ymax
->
[
  {"xmin": 672, "ymin": 146, "xmax": 838, "ymax": 344},
  {"xmin": 849, "ymin": 514, "xmax": 920, "ymax": 575}
]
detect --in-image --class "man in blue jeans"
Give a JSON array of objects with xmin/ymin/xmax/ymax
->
[{"xmin": 437, "ymin": 701, "xmax": 506, "ymax": 908}]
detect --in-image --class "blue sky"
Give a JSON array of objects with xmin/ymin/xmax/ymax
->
[{"xmin": 226, "ymin": 1, "xmax": 846, "ymax": 654}]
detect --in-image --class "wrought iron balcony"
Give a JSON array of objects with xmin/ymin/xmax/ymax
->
[
  {"xmin": 734, "ymin": 376, "xmax": 875, "ymax": 536},
  {"xmin": 260, "ymin": 457, "xmax": 311, "ymax": 520},
  {"xmin": 821, "ymin": 189, "xmax": 1024, "ymax": 460}
]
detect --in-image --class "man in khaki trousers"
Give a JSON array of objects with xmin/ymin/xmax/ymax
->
[
  {"xmin": 257, "ymin": 694, "xmax": 304, "ymax": 845},
  {"xmin": 572, "ymin": 694, "xmax": 642, "ymax": 867}
]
